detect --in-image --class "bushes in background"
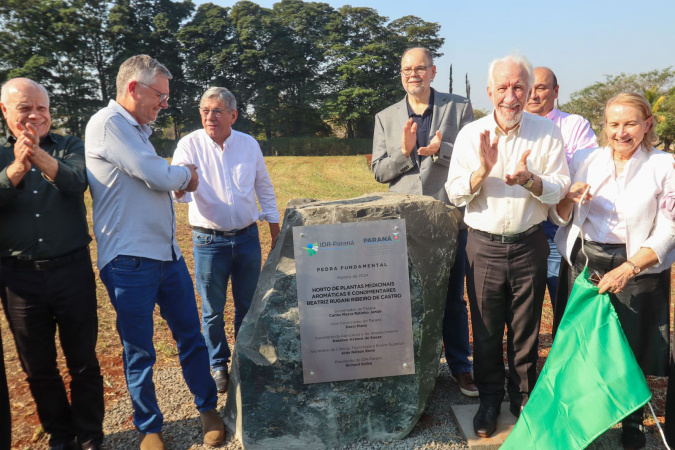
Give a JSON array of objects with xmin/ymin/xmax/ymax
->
[{"xmin": 259, "ymin": 137, "xmax": 372, "ymax": 156}]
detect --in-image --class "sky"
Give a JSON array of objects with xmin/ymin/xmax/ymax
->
[{"xmin": 195, "ymin": 0, "xmax": 675, "ymax": 111}]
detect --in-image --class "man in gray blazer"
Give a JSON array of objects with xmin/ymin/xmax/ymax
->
[{"xmin": 371, "ymin": 47, "xmax": 476, "ymax": 396}]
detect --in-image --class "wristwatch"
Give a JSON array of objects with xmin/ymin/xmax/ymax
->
[
  {"xmin": 625, "ymin": 260, "xmax": 641, "ymax": 275},
  {"xmin": 522, "ymin": 173, "xmax": 535, "ymax": 189}
]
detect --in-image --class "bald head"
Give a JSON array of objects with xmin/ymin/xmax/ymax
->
[
  {"xmin": 0, "ymin": 78, "xmax": 52, "ymax": 138},
  {"xmin": 526, "ymin": 67, "xmax": 559, "ymax": 116},
  {"xmin": 1, "ymin": 78, "xmax": 49, "ymax": 105}
]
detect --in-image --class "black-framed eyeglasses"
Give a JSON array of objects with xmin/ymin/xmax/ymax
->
[
  {"xmin": 199, "ymin": 108, "xmax": 227, "ymax": 117},
  {"xmin": 400, "ymin": 66, "xmax": 430, "ymax": 77},
  {"xmin": 137, "ymin": 81, "xmax": 170, "ymax": 103}
]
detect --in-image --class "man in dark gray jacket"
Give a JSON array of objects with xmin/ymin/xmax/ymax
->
[{"xmin": 371, "ymin": 47, "xmax": 476, "ymax": 396}]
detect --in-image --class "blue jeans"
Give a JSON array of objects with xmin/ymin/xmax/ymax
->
[
  {"xmin": 100, "ymin": 256, "xmax": 217, "ymax": 433},
  {"xmin": 542, "ymin": 220, "xmax": 560, "ymax": 308},
  {"xmin": 442, "ymin": 228, "xmax": 472, "ymax": 375},
  {"xmin": 193, "ymin": 224, "xmax": 262, "ymax": 372}
]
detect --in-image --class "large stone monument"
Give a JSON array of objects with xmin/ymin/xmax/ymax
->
[{"xmin": 224, "ymin": 193, "xmax": 461, "ymax": 449}]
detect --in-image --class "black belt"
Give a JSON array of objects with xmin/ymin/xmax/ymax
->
[
  {"xmin": 192, "ymin": 223, "xmax": 255, "ymax": 237},
  {"xmin": 0, "ymin": 247, "xmax": 90, "ymax": 271},
  {"xmin": 470, "ymin": 224, "xmax": 541, "ymax": 244}
]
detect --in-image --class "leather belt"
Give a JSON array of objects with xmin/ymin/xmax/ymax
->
[
  {"xmin": 470, "ymin": 224, "xmax": 541, "ymax": 244},
  {"xmin": 192, "ymin": 223, "xmax": 255, "ymax": 237},
  {"xmin": 0, "ymin": 247, "xmax": 90, "ymax": 271}
]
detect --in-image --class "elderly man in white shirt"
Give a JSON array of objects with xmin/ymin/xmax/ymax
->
[
  {"xmin": 172, "ymin": 87, "xmax": 280, "ymax": 394},
  {"xmin": 446, "ymin": 54, "xmax": 570, "ymax": 438}
]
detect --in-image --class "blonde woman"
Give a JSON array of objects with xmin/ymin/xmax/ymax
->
[{"xmin": 550, "ymin": 93, "xmax": 675, "ymax": 450}]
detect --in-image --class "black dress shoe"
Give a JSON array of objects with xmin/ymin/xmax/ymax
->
[
  {"xmin": 213, "ymin": 370, "xmax": 229, "ymax": 393},
  {"xmin": 473, "ymin": 403, "xmax": 500, "ymax": 438},
  {"xmin": 622, "ymin": 417, "xmax": 646, "ymax": 449},
  {"xmin": 49, "ymin": 439, "xmax": 79, "ymax": 450},
  {"xmin": 81, "ymin": 442, "xmax": 102, "ymax": 450}
]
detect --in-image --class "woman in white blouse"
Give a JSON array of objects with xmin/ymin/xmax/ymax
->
[{"xmin": 550, "ymin": 92, "xmax": 675, "ymax": 450}]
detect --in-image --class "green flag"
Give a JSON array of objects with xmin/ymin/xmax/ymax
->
[{"xmin": 502, "ymin": 267, "xmax": 651, "ymax": 449}]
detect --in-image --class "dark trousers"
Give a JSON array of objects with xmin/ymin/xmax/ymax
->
[
  {"xmin": 665, "ymin": 319, "xmax": 675, "ymax": 446},
  {"xmin": 465, "ymin": 227, "xmax": 549, "ymax": 408},
  {"xmin": 0, "ymin": 326, "xmax": 10, "ymax": 449},
  {"xmin": 0, "ymin": 250, "xmax": 104, "ymax": 447},
  {"xmin": 442, "ymin": 228, "xmax": 472, "ymax": 374}
]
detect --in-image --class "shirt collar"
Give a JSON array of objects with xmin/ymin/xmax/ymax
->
[
  {"xmin": 545, "ymin": 108, "xmax": 559, "ymax": 121},
  {"xmin": 406, "ymin": 88, "xmax": 435, "ymax": 117},
  {"xmin": 203, "ymin": 128, "xmax": 234, "ymax": 151},
  {"xmin": 108, "ymin": 99, "xmax": 152, "ymax": 137},
  {"xmin": 489, "ymin": 109, "xmax": 522, "ymax": 137}
]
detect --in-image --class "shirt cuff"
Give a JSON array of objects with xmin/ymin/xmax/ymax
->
[
  {"xmin": 536, "ymin": 176, "xmax": 562, "ymax": 204},
  {"xmin": 446, "ymin": 172, "xmax": 478, "ymax": 207}
]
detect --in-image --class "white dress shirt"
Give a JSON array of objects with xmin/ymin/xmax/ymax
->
[
  {"xmin": 446, "ymin": 111, "xmax": 570, "ymax": 235},
  {"xmin": 172, "ymin": 128, "xmax": 279, "ymax": 231},
  {"xmin": 581, "ymin": 148, "xmax": 629, "ymax": 244},
  {"xmin": 551, "ymin": 145, "xmax": 675, "ymax": 274}
]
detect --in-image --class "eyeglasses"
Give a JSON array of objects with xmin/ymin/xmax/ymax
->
[
  {"xmin": 199, "ymin": 108, "xmax": 227, "ymax": 117},
  {"xmin": 137, "ymin": 82, "xmax": 170, "ymax": 103},
  {"xmin": 400, "ymin": 66, "xmax": 430, "ymax": 77}
]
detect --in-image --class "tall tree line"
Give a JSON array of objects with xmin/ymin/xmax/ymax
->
[
  {"xmin": 0, "ymin": 0, "xmax": 444, "ymax": 140},
  {"xmin": 560, "ymin": 67, "xmax": 675, "ymax": 151}
]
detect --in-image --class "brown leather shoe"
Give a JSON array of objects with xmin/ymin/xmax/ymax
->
[
  {"xmin": 213, "ymin": 370, "xmax": 229, "ymax": 393},
  {"xmin": 452, "ymin": 371, "xmax": 479, "ymax": 397},
  {"xmin": 139, "ymin": 432, "xmax": 166, "ymax": 450},
  {"xmin": 201, "ymin": 409, "xmax": 226, "ymax": 446}
]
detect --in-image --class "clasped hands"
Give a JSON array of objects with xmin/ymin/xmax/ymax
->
[
  {"xmin": 7, "ymin": 122, "xmax": 59, "ymax": 184},
  {"xmin": 401, "ymin": 118, "xmax": 442, "ymax": 158},
  {"xmin": 174, "ymin": 163, "xmax": 199, "ymax": 199},
  {"xmin": 11, "ymin": 122, "xmax": 41, "ymax": 173}
]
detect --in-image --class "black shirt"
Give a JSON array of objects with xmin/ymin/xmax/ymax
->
[
  {"xmin": 406, "ymin": 88, "xmax": 435, "ymax": 166},
  {"xmin": 0, "ymin": 132, "xmax": 91, "ymax": 258}
]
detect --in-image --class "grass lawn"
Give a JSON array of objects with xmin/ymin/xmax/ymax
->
[{"xmin": 1, "ymin": 154, "xmax": 672, "ymax": 448}]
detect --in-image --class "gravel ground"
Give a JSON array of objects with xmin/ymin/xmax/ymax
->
[{"xmin": 100, "ymin": 359, "xmax": 669, "ymax": 449}]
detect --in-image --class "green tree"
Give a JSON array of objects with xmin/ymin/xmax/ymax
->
[
  {"xmin": 269, "ymin": 0, "xmax": 337, "ymax": 138},
  {"xmin": 0, "ymin": 0, "xmax": 105, "ymax": 136},
  {"xmin": 228, "ymin": 0, "xmax": 282, "ymax": 138},
  {"xmin": 177, "ymin": 2, "xmax": 241, "ymax": 133},
  {"xmin": 322, "ymin": 6, "xmax": 443, "ymax": 138},
  {"xmin": 107, "ymin": 0, "xmax": 196, "ymax": 139},
  {"xmin": 561, "ymin": 68, "xmax": 675, "ymax": 140},
  {"xmin": 656, "ymin": 88, "xmax": 675, "ymax": 152}
]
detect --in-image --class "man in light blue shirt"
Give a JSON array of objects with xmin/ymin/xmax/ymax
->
[{"xmin": 85, "ymin": 55, "xmax": 225, "ymax": 450}]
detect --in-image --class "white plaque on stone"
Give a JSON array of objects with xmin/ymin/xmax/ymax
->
[{"xmin": 293, "ymin": 219, "xmax": 415, "ymax": 384}]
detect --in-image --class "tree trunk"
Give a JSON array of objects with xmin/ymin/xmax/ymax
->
[{"xmin": 346, "ymin": 120, "xmax": 354, "ymax": 139}]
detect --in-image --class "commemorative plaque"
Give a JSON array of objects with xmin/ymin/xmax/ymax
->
[{"xmin": 293, "ymin": 219, "xmax": 414, "ymax": 384}]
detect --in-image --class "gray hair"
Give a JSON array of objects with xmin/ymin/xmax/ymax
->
[
  {"xmin": 401, "ymin": 47, "xmax": 434, "ymax": 66},
  {"xmin": 1, "ymin": 78, "xmax": 50, "ymax": 105},
  {"xmin": 116, "ymin": 55, "xmax": 173, "ymax": 99},
  {"xmin": 487, "ymin": 54, "xmax": 534, "ymax": 90},
  {"xmin": 200, "ymin": 87, "xmax": 237, "ymax": 111}
]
